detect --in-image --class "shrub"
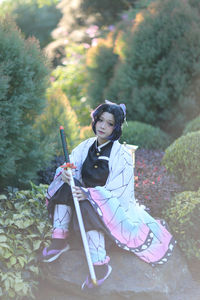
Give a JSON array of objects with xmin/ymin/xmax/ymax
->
[
  {"xmin": 0, "ymin": 18, "xmax": 50, "ymax": 189},
  {"xmin": 183, "ymin": 115, "xmax": 200, "ymax": 135},
  {"xmin": 51, "ymin": 43, "xmax": 91, "ymax": 126},
  {"xmin": 80, "ymin": 125, "xmax": 94, "ymax": 141},
  {"xmin": 14, "ymin": 1, "xmax": 61, "ymax": 48},
  {"xmin": 164, "ymin": 189, "xmax": 200, "ymax": 261},
  {"xmin": 86, "ymin": 36, "xmax": 118, "ymax": 107},
  {"xmin": 85, "ymin": 1, "xmax": 155, "ymax": 110},
  {"xmin": 38, "ymin": 155, "xmax": 65, "ymax": 184},
  {"xmin": 120, "ymin": 121, "xmax": 171, "ymax": 150},
  {"xmin": 86, "ymin": 0, "xmax": 200, "ymax": 137},
  {"xmin": 35, "ymin": 88, "xmax": 81, "ymax": 156},
  {"xmin": 162, "ymin": 131, "xmax": 200, "ymax": 190},
  {"xmin": 0, "ymin": 183, "xmax": 51, "ymax": 299},
  {"xmin": 80, "ymin": 0, "xmax": 136, "ymax": 25},
  {"xmin": 44, "ymin": 0, "xmax": 138, "ymax": 65}
]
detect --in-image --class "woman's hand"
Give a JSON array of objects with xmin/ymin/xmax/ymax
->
[
  {"xmin": 72, "ymin": 186, "xmax": 86, "ymax": 201},
  {"xmin": 61, "ymin": 169, "xmax": 86, "ymax": 201},
  {"xmin": 61, "ymin": 169, "xmax": 72, "ymax": 185}
]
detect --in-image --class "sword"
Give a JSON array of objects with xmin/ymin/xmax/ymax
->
[{"xmin": 59, "ymin": 126, "xmax": 97, "ymax": 286}]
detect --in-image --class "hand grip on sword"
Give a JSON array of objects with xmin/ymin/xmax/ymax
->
[{"xmin": 59, "ymin": 126, "xmax": 97, "ymax": 286}]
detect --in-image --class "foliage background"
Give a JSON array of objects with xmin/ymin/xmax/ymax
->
[
  {"xmin": 1, "ymin": 0, "xmax": 200, "ymax": 297},
  {"xmin": 0, "ymin": 0, "xmax": 61, "ymax": 48},
  {"xmin": 0, "ymin": 18, "xmax": 50, "ymax": 189},
  {"xmin": 164, "ymin": 188, "xmax": 200, "ymax": 262},
  {"xmin": 35, "ymin": 87, "xmax": 81, "ymax": 155},
  {"xmin": 183, "ymin": 116, "xmax": 200, "ymax": 135},
  {"xmin": 49, "ymin": 43, "xmax": 91, "ymax": 126},
  {"xmin": 86, "ymin": 0, "xmax": 200, "ymax": 137},
  {"xmin": 0, "ymin": 184, "xmax": 50, "ymax": 299},
  {"xmin": 120, "ymin": 121, "xmax": 171, "ymax": 150},
  {"xmin": 163, "ymin": 131, "xmax": 200, "ymax": 191}
]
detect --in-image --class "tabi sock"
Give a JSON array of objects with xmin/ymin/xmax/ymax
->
[{"xmin": 52, "ymin": 204, "xmax": 72, "ymax": 239}]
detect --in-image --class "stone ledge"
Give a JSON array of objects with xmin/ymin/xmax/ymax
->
[{"xmin": 40, "ymin": 245, "xmax": 200, "ymax": 300}]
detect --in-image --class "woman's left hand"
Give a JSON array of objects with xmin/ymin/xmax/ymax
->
[{"xmin": 72, "ymin": 186, "xmax": 86, "ymax": 201}]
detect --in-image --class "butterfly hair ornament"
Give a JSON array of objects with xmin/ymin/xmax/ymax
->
[{"xmin": 105, "ymin": 99, "xmax": 128, "ymax": 126}]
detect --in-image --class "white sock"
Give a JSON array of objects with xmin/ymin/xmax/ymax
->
[
  {"xmin": 52, "ymin": 204, "xmax": 72, "ymax": 239},
  {"xmin": 86, "ymin": 230, "xmax": 107, "ymax": 264}
]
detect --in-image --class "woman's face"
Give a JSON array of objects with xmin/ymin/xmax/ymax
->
[{"xmin": 95, "ymin": 112, "xmax": 115, "ymax": 145}]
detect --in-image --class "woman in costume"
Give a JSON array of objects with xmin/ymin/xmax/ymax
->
[{"xmin": 42, "ymin": 101, "xmax": 176, "ymax": 289}]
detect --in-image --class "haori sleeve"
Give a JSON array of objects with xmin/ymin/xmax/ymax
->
[
  {"xmin": 83, "ymin": 144, "xmax": 136, "ymax": 214},
  {"xmin": 105, "ymin": 145, "xmax": 136, "ymax": 211}
]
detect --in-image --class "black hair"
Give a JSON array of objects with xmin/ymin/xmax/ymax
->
[{"xmin": 91, "ymin": 103, "xmax": 125, "ymax": 141}]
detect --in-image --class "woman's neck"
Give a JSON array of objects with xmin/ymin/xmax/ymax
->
[
  {"xmin": 97, "ymin": 137, "xmax": 107, "ymax": 145},
  {"xmin": 97, "ymin": 138, "xmax": 110, "ymax": 147}
]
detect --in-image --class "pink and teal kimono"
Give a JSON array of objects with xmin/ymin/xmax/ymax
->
[{"xmin": 46, "ymin": 137, "xmax": 176, "ymax": 267}]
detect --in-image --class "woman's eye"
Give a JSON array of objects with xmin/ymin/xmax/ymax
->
[{"xmin": 109, "ymin": 123, "xmax": 114, "ymax": 126}]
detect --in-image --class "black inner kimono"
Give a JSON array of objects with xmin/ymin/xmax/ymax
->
[
  {"xmin": 81, "ymin": 140, "xmax": 113, "ymax": 187},
  {"xmin": 48, "ymin": 140, "xmax": 113, "ymax": 221},
  {"xmin": 47, "ymin": 139, "xmax": 115, "ymax": 248}
]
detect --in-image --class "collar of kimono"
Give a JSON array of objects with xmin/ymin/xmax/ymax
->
[{"xmin": 95, "ymin": 139, "xmax": 111, "ymax": 152}]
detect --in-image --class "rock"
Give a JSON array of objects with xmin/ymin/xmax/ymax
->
[{"xmin": 42, "ymin": 245, "xmax": 200, "ymax": 300}]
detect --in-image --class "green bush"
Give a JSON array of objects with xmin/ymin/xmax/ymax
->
[
  {"xmin": 162, "ymin": 131, "xmax": 200, "ymax": 190},
  {"xmin": 86, "ymin": 37, "xmax": 118, "ymax": 107},
  {"xmin": 183, "ymin": 115, "xmax": 200, "ymax": 135},
  {"xmin": 35, "ymin": 88, "xmax": 81, "ymax": 155},
  {"xmin": 80, "ymin": 0, "xmax": 136, "ymax": 25},
  {"xmin": 86, "ymin": 0, "xmax": 200, "ymax": 137},
  {"xmin": 164, "ymin": 189, "xmax": 200, "ymax": 261},
  {"xmin": 0, "ymin": 18, "xmax": 50, "ymax": 189},
  {"xmin": 120, "ymin": 121, "xmax": 171, "ymax": 149},
  {"xmin": 44, "ymin": 0, "xmax": 138, "ymax": 64},
  {"xmin": 51, "ymin": 43, "xmax": 91, "ymax": 126},
  {"xmin": 85, "ymin": 1, "xmax": 155, "ymax": 110},
  {"xmin": 14, "ymin": 1, "xmax": 61, "ymax": 48},
  {"xmin": 0, "ymin": 183, "xmax": 51, "ymax": 299},
  {"xmin": 80, "ymin": 125, "xmax": 94, "ymax": 142}
]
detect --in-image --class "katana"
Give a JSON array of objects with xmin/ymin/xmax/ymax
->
[{"xmin": 59, "ymin": 126, "xmax": 97, "ymax": 286}]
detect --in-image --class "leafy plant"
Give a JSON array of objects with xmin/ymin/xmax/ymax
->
[
  {"xmin": 80, "ymin": 0, "xmax": 137, "ymax": 25},
  {"xmin": 50, "ymin": 43, "xmax": 91, "ymax": 126},
  {"xmin": 0, "ymin": 18, "xmax": 50, "ymax": 189},
  {"xmin": 35, "ymin": 87, "xmax": 81, "ymax": 156},
  {"xmin": 38, "ymin": 155, "xmax": 65, "ymax": 184},
  {"xmin": 80, "ymin": 125, "xmax": 94, "ymax": 141},
  {"xmin": 183, "ymin": 115, "xmax": 200, "ymax": 135},
  {"xmin": 0, "ymin": 183, "xmax": 51, "ymax": 299},
  {"xmin": 164, "ymin": 188, "xmax": 200, "ymax": 261},
  {"xmin": 162, "ymin": 131, "xmax": 200, "ymax": 190},
  {"xmin": 44, "ymin": 0, "xmax": 139, "ymax": 65},
  {"xmin": 86, "ymin": 0, "xmax": 200, "ymax": 137},
  {"xmin": 121, "ymin": 121, "xmax": 171, "ymax": 150},
  {"xmin": 86, "ymin": 36, "xmax": 118, "ymax": 111},
  {"xmin": 14, "ymin": 0, "xmax": 61, "ymax": 48}
]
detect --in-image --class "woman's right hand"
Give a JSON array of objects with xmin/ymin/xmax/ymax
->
[{"xmin": 61, "ymin": 169, "xmax": 72, "ymax": 185}]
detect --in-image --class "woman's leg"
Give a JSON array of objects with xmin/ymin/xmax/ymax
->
[
  {"xmin": 44, "ymin": 181, "xmax": 84, "ymax": 262},
  {"xmin": 82, "ymin": 229, "xmax": 112, "ymax": 288},
  {"xmin": 52, "ymin": 204, "xmax": 72, "ymax": 239},
  {"xmin": 86, "ymin": 230, "xmax": 109, "ymax": 265},
  {"xmin": 42, "ymin": 204, "xmax": 72, "ymax": 262},
  {"xmin": 72, "ymin": 201, "xmax": 112, "ymax": 287}
]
